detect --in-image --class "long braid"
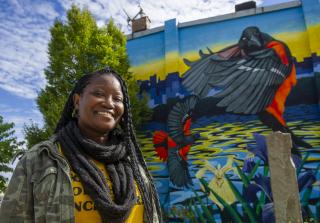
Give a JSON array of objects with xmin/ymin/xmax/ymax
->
[
  {"xmin": 127, "ymin": 109, "xmax": 163, "ymax": 223},
  {"xmin": 127, "ymin": 110, "xmax": 163, "ymax": 223},
  {"xmin": 54, "ymin": 90, "xmax": 75, "ymax": 133}
]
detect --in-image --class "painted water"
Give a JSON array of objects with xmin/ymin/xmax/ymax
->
[{"xmin": 138, "ymin": 104, "xmax": 320, "ymax": 222}]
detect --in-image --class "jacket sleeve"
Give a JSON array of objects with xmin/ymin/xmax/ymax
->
[{"xmin": 0, "ymin": 155, "xmax": 34, "ymax": 223}]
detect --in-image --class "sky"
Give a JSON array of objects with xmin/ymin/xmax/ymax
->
[{"xmin": 0, "ymin": 0, "xmax": 293, "ymax": 143}]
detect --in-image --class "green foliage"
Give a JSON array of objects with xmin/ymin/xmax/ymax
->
[
  {"xmin": 248, "ymin": 159, "xmax": 261, "ymax": 181},
  {"xmin": 297, "ymin": 153, "xmax": 309, "ymax": 175},
  {"xmin": 25, "ymin": 5, "xmax": 152, "ymax": 147},
  {"xmin": 128, "ymin": 87, "xmax": 152, "ymax": 129},
  {"xmin": 193, "ymin": 190, "xmax": 216, "ymax": 223},
  {"xmin": 224, "ymin": 176, "xmax": 259, "ymax": 222},
  {"xmin": 199, "ymin": 178, "xmax": 243, "ymax": 222},
  {"xmin": 23, "ymin": 122, "xmax": 50, "ymax": 149},
  {"xmin": 0, "ymin": 116, "xmax": 23, "ymax": 192},
  {"xmin": 192, "ymin": 199, "xmax": 207, "ymax": 223}
]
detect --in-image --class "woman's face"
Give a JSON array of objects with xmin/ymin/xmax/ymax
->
[{"xmin": 73, "ymin": 74, "xmax": 125, "ymax": 138}]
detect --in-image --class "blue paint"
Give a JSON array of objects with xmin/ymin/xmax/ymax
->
[
  {"xmin": 164, "ymin": 19, "xmax": 179, "ymax": 54},
  {"xmin": 126, "ymin": 31, "xmax": 165, "ymax": 66},
  {"xmin": 178, "ymin": 7, "xmax": 306, "ymax": 54},
  {"xmin": 301, "ymin": 0, "xmax": 320, "ymax": 26}
]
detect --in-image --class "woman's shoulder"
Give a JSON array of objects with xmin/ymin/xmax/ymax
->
[
  {"xmin": 23, "ymin": 135, "xmax": 58, "ymax": 159},
  {"xmin": 14, "ymin": 135, "xmax": 61, "ymax": 177}
]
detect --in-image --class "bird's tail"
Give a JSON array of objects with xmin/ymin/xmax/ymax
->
[
  {"xmin": 259, "ymin": 111, "xmax": 312, "ymax": 151},
  {"xmin": 286, "ymin": 128, "xmax": 312, "ymax": 149},
  {"xmin": 168, "ymin": 149, "xmax": 193, "ymax": 188}
]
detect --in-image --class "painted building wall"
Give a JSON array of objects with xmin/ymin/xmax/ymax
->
[{"xmin": 127, "ymin": 0, "xmax": 320, "ymax": 222}]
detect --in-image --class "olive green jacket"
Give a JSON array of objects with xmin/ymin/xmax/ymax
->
[{"xmin": 0, "ymin": 136, "xmax": 160, "ymax": 223}]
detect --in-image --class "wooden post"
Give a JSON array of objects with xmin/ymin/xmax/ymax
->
[{"xmin": 266, "ymin": 132, "xmax": 303, "ymax": 223}]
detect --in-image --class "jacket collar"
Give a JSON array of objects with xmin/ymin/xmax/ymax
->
[{"xmin": 36, "ymin": 134, "xmax": 70, "ymax": 172}]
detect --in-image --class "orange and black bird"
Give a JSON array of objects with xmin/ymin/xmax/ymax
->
[
  {"xmin": 182, "ymin": 26, "xmax": 311, "ymax": 155},
  {"xmin": 153, "ymin": 96, "xmax": 201, "ymax": 187}
]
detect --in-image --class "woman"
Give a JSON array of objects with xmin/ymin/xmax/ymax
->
[{"xmin": 0, "ymin": 67, "xmax": 162, "ymax": 223}]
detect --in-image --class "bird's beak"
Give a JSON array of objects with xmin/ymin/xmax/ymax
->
[{"xmin": 248, "ymin": 35, "xmax": 262, "ymax": 48}]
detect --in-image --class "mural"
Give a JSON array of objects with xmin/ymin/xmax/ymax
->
[{"xmin": 127, "ymin": 0, "xmax": 320, "ymax": 222}]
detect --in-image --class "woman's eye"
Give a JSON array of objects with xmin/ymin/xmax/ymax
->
[
  {"xmin": 114, "ymin": 97, "xmax": 123, "ymax": 102},
  {"xmin": 93, "ymin": 91, "xmax": 105, "ymax": 97}
]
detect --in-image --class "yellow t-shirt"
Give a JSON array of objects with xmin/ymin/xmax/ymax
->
[{"xmin": 58, "ymin": 145, "xmax": 144, "ymax": 223}]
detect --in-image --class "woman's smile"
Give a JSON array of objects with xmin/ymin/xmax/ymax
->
[{"xmin": 95, "ymin": 110, "xmax": 114, "ymax": 118}]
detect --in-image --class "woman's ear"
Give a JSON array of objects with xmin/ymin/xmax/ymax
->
[
  {"xmin": 73, "ymin": 93, "xmax": 80, "ymax": 110},
  {"xmin": 72, "ymin": 94, "xmax": 80, "ymax": 118}
]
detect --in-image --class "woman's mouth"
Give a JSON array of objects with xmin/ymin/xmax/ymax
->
[{"xmin": 96, "ymin": 111, "xmax": 114, "ymax": 118}]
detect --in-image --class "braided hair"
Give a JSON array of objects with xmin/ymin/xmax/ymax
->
[{"xmin": 55, "ymin": 66, "xmax": 162, "ymax": 223}]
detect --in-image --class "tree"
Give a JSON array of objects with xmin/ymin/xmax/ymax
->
[
  {"xmin": 25, "ymin": 5, "xmax": 152, "ymax": 147},
  {"xmin": 0, "ymin": 116, "xmax": 22, "ymax": 192},
  {"xmin": 23, "ymin": 121, "xmax": 50, "ymax": 149}
]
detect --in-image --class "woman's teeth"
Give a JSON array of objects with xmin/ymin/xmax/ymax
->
[{"xmin": 97, "ymin": 111, "xmax": 113, "ymax": 117}]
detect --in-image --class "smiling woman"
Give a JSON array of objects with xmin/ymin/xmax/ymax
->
[
  {"xmin": 0, "ymin": 67, "xmax": 162, "ymax": 223},
  {"xmin": 74, "ymin": 74, "xmax": 125, "ymax": 143}
]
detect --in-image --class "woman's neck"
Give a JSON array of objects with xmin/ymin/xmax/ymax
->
[{"xmin": 78, "ymin": 125, "xmax": 109, "ymax": 144}]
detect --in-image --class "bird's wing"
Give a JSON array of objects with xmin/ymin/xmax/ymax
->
[
  {"xmin": 167, "ymin": 95, "xmax": 199, "ymax": 144},
  {"xmin": 182, "ymin": 50, "xmax": 234, "ymax": 99},
  {"xmin": 179, "ymin": 144, "xmax": 191, "ymax": 160},
  {"xmin": 167, "ymin": 149, "xmax": 193, "ymax": 187},
  {"xmin": 182, "ymin": 47, "xmax": 291, "ymax": 114},
  {"xmin": 183, "ymin": 118, "xmax": 191, "ymax": 135},
  {"xmin": 153, "ymin": 131, "xmax": 169, "ymax": 161}
]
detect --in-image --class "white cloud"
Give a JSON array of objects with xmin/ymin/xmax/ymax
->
[
  {"xmin": 33, "ymin": 2, "xmax": 60, "ymax": 20},
  {"xmin": 57, "ymin": 0, "xmax": 263, "ymax": 33},
  {"xmin": 138, "ymin": 0, "xmax": 264, "ymax": 28},
  {"xmin": 0, "ymin": 0, "xmax": 55, "ymax": 99},
  {"xmin": 0, "ymin": 104, "xmax": 21, "ymax": 113},
  {"xmin": 1, "ymin": 0, "xmax": 269, "ymax": 100}
]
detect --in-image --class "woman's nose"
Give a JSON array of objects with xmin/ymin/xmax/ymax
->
[{"xmin": 103, "ymin": 96, "xmax": 115, "ymax": 108}]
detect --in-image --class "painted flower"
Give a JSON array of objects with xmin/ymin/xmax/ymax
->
[
  {"xmin": 243, "ymin": 173, "xmax": 272, "ymax": 204},
  {"xmin": 195, "ymin": 157, "xmax": 237, "ymax": 209},
  {"xmin": 242, "ymin": 156, "xmax": 256, "ymax": 173},
  {"xmin": 247, "ymin": 133, "xmax": 268, "ymax": 163},
  {"xmin": 262, "ymin": 203, "xmax": 275, "ymax": 223}
]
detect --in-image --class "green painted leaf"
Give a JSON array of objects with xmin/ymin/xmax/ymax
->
[
  {"xmin": 225, "ymin": 175, "xmax": 259, "ymax": 223},
  {"xmin": 248, "ymin": 160, "xmax": 261, "ymax": 181},
  {"xmin": 192, "ymin": 198, "xmax": 207, "ymax": 223},
  {"xmin": 194, "ymin": 190, "xmax": 216, "ymax": 223},
  {"xmin": 296, "ymin": 153, "xmax": 310, "ymax": 175},
  {"xmin": 199, "ymin": 178, "xmax": 243, "ymax": 223},
  {"xmin": 235, "ymin": 164, "xmax": 250, "ymax": 187}
]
